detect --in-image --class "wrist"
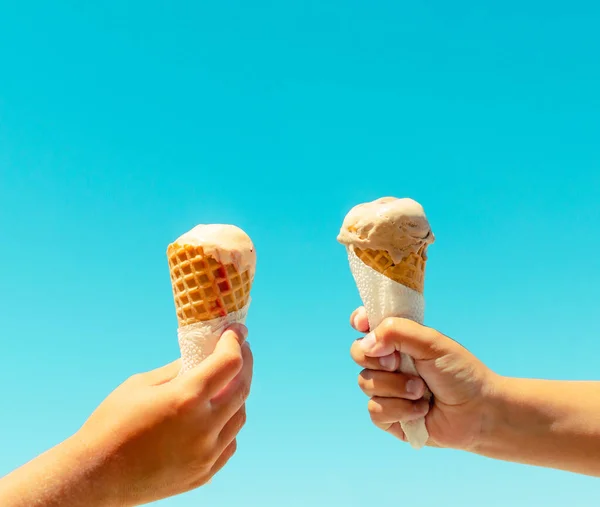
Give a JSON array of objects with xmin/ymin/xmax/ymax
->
[
  {"xmin": 472, "ymin": 373, "xmax": 517, "ymax": 458},
  {"xmin": 473, "ymin": 374, "xmax": 559, "ymax": 464},
  {"xmin": 65, "ymin": 431, "xmax": 127, "ymax": 507}
]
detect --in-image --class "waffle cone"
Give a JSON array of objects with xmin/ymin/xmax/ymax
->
[
  {"xmin": 353, "ymin": 245, "xmax": 427, "ymax": 293},
  {"xmin": 167, "ymin": 243, "xmax": 253, "ymax": 327}
]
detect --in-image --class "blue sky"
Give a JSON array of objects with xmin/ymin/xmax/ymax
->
[{"xmin": 1, "ymin": 1, "xmax": 599, "ymax": 505}]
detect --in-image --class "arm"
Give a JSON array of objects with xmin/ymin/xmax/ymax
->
[
  {"xmin": 0, "ymin": 324, "xmax": 253, "ymax": 507},
  {"xmin": 477, "ymin": 377, "xmax": 600, "ymax": 476},
  {"xmin": 350, "ymin": 307, "xmax": 600, "ymax": 477},
  {"xmin": 0, "ymin": 436, "xmax": 113, "ymax": 507}
]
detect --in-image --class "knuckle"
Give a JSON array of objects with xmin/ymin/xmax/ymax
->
[
  {"xmin": 357, "ymin": 371, "xmax": 372, "ymax": 392},
  {"xmin": 380, "ymin": 317, "xmax": 398, "ymax": 338},
  {"xmin": 193, "ymin": 455, "xmax": 214, "ymax": 472},
  {"xmin": 221, "ymin": 351, "xmax": 243, "ymax": 372},
  {"xmin": 350, "ymin": 341, "xmax": 361, "ymax": 360},
  {"xmin": 173, "ymin": 387, "xmax": 202, "ymax": 413},
  {"xmin": 238, "ymin": 379, "xmax": 251, "ymax": 402},
  {"xmin": 190, "ymin": 451, "xmax": 213, "ymax": 474},
  {"xmin": 235, "ymin": 408, "xmax": 247, "ymax": 430},
  {"xmin": 126, "ymin": 373, "xmax": 144, "ymax": 385},
  {"xmin": 225, "ymin": 439, "xmax": 238, "ymax": 459},
  {"xmin": 233, "ymin": 391, "xmax": 248, "ymax": 410},
  {"xmin": 195, "ymin": 439, "xmax": 221, "ymax": 467},
  {"xmin": 367, "ymin": 398, "xmax": 382, "ymax": 416}
]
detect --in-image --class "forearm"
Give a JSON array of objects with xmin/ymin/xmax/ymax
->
[
  {"xmin": 477, "ymin": 375, "xmax": 600, "ymax": 476},
  {"xmin": 0, "ymin": 434, "xmax": 120, "ymax": 507}
]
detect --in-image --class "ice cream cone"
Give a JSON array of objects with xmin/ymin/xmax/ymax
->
[
  {"xmin": 167, "ymin": 224, "xmax": 256, "ymax": 372},
  {"xmin": 352, "ymin": 245, "xmax": 427, "ymax": 293},
  {"xmin": 338, "ymin": 197, "xmax": 434, "ymax": 449},
  {"xmin": 167, "ymin": 243, "xmax": 253, "ymax": 327}
]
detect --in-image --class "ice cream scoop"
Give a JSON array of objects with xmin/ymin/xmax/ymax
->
[{"xmin": 338, "ymin": 196, "xmax": 434, "ymax": 276}]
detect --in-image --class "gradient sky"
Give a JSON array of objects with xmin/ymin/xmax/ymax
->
[{"xmin": 1, "ymin": 1, "xmax": 600, "ymax": 505}]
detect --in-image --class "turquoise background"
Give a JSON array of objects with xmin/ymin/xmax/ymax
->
[{"xmin": 1, "ymin": 1, "xmax": 599, "ymax": 505}]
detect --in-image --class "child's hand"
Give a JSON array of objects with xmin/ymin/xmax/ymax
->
[
  {"xmin": 76, "ymin": 324, "xmax": 253, "ymax": 506},
  {"xmin": 350, "ymin": 307, "xmax": 495, "ymax": 451}
]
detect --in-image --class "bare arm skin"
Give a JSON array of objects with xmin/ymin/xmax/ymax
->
[{"xmin": 479, "ymin": 376, "xmax": 600, "ymax": 476}]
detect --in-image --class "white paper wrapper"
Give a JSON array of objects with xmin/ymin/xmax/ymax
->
[
  {"xmin": 177, "ymin": 300, "xmax": 251, "ymax": 374},
  {"xmin": 347, "ymin": 248, "xmax": 430, "ymax": 449}
]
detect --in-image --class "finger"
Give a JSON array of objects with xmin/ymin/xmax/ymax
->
[
  {"xmin": 142, "ymin": 359, "xmax": 182, "ymax": 386},
  {"xmin": 367, "ymin": 396, "xmax": 429, "ymax": 425},
  {"xmin": 180, "ymin": 324, "xmax": 248, "ymax": 399},
  {"xmin": 211, "ymin": 342, "xmax": 253, "ymax": 421},
  {"xmin": 385, "ymin": 422, "xmax": 438, "ymax": 447},
  {"xmin": 350, "ymin": 307, "xmax": 370, "ymax": 333},
  {"xmin": 209, "ymin": 439, "xmax": 237, "ymax": 477},
  {"xmin": 358, "ymin": 370, "xmax": 426, "ymax": 400},
  {"xmin": 351, "ymin": 340, "xmax": 400, "ymax": 372},
  {"xmin": 359, "ymin": 318, "xmax": 444, "ymax": 361},
  {"xmin": 385, "ymin": 422, "xmax": 407, "ymax": 441},
  {"xmin": 217, "ymin": 405, "xmax": 246, "ymax": 450}
]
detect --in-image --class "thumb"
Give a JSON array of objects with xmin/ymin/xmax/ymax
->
[
  {"xmin": 142, "ymin": 359, "xmax": 182, "ymax": 385},
  {"xmin": 358, "ymin": 317, "xmax": 443, "ymax": 361},
  {"xmin": 179, "ymin": 323, "xmax": 248, "ymax": 399}
]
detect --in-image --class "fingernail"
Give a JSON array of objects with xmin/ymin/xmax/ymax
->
[
  {"xmin": 359, "ymin": 332, "xmax": 376, "ymax": 352},
  {"xmin": 357, "ymin": 308, "xmax": 369, "ymax": 331},
  {"xmin": 406, "ymin": 379, "xmax": 424, "ymax": 396},
  {"xmin": 229, "ymin": 324, "xmax": 248, "ymax": 339},
  {"xmin": 414, "ymin": 399, "xmax": 429, "ymax": 415},
  {"xmin": 402, "ymin": 401, "xmax": 429, "ymax": 422},
  {"xmin": 379, "ymin": 355, "xmax": 396, "ymax": 371},
  {"xmin": 352, "ymin": 314, "xmax": 359, "ymax": 329}
]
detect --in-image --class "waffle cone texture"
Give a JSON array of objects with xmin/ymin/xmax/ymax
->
[
  {"xmin": 353, "ymin": 245, "xmax": 427, "ymax": 293},
  {"xmin": 167, "ymin": 243, "xmax": 253, "ymax": 327}
]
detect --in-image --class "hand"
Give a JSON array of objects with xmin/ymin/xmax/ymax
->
[
  {"xmin": 350, "ymin": 307, "xmax": 496, "ymax": 451},
  {"xmin": 73, "ymin": 324, "xmax": 253, "ymax": 506}
]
